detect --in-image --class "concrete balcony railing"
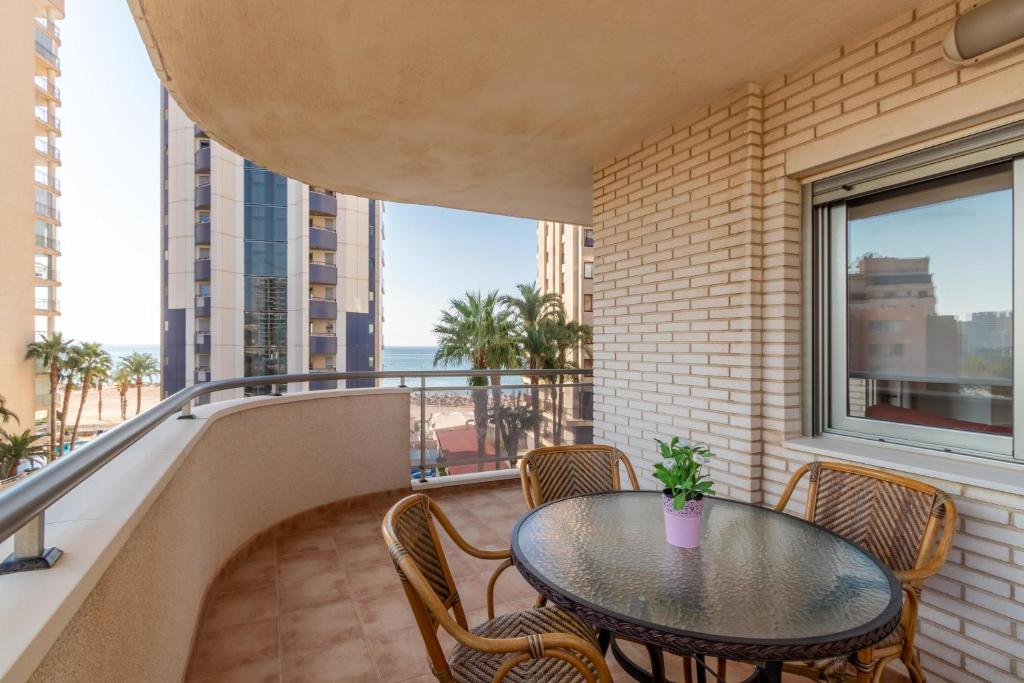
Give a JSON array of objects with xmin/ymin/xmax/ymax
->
[
  {"xmin": 194, "ymin": 257, "xmax": 211, "ymax": 281},
  {"xmin": 308, "ymin": 189, "xmax": 338, "ymax": 216},
  {"xmin": 194, "ymin": 221, "xmax": 211, "ymax": 245},
  {"xmin": 194, "ymin": 146, "xmax": 211, "ymax": 173},
  {"xmin": 309, "ymin": 333, "xmax": 338, "ymax": 355},
  {"xmin": 0, "ymin": 369, "xmax": 588, "ymax": 680},
  {"xmin": 194, "ymin": 183, "xmax": 211, "ymax": 210},
  {"xmin": 194, "ymin": 295, "xmax": 211, "ymax": 317},
  {"xmin": 194, "ymin": 333, "xmax": 211, "ymax": 354}
]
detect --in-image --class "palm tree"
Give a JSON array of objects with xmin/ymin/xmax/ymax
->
[
  {"xmin": 501, "ymin": 283, "xmax": 563, "ymax": 446},
  {"xmin": 69, "ymin": 343, "xmax": 112, "ymax": 449},
  {"xmin": 57, "ymin": 345, "xmax": 83, "ymax": 456},
  {"xmin": 113, "ymin": 365, "xmax": 133, "ymax": 421},
  {"xmin": 433, "ymin": 290, "xmax": 519, "ymax": 463},
  {"xmin": 0, "ymin": 430, "xmax": 46, "ymax": 479},
  {"xmin": 542, "ymin": 309, "xmax": 593, "ymax": 444},
  {"xmin": 0, "ymin": 395, "xmax": 19, "ymax": 430},
  {"xmin": 120, "ymin": 352, "xmax": 159, "ymax": 416},
  {"xmin": 93, "ymin": 356, "xmax": 113, "ymax": 423},
  {"xmin": 25, "ymin": 332, "xmax": 72, "ymax": 461}
]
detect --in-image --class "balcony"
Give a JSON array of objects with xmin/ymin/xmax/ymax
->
[
  {"xmin": 194, "ymin": 368, "xmax": 210, "ymax": 383},
  {"xmin": 34, "ymin": 139, "xmax": 60, "ymax": 164},
  {"xmin": 33, "ymin": 77, "xmax": 60, "ymax": 103},
  {"xmin": 309, "ymin": 190, "xmax": 337, "ymax": 216},
  {"xmin": 309, "ymin": 333, "xmax": 337, "ymax": 355},
  {"xmin": 34, "ymin": 202, "xmax": 59, "ymax": 223},
  {"xmin": 195, "ymin": 221, "xmax": 211, "ymax": 245},
  {"xmin": 34, "ymin": 298, "xmax": 58, "ymax": 313},
  {"xmin": 195, "ymin": 183, "xmax": 211, "ymax": 210},
  {"xmin": 34, "ymin": 267, "xmax": 59, "ymax": 283},
  {"xmin": 34, "ymin": 169, "xmax": 60, "ymax": 194},
  {"xmin": 194, "ymin": 257, "xmax": 211, "ymax": 281},
  {"xmin": 195, "ymin": 295, "xmax": 211, "ymax": 317},
  {"xmin": 194, "ymin": 146, "xmax": 211, "ymax": 173},
  {"xmin": 309, "ymin": 261, "xmax": 337, "ymax": 285},
  {"xmin": 34, "ymin": 107, "xmax": 61, "ymax": 134},
  {"xmin": 34, "ymin": 39, "xmax": 60, "ymax": 71},
  {"xmin": 34, "ymin": 234, "xmax": 60, "ymax": 253},
  {"xmin": 309, "ymin": 226, "xmax": 337, "ymax": 250},
  {"xmin": 195, "ymin": 333, "xmax": 211, "ymax": 354},
  {"xmin": 309, "ymin": 297, "xmax": 337, "ymax": 319}
]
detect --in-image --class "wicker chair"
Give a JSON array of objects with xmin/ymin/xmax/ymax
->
[
  {"xmin": 775, "ymin": 462, "xmax": 957, "ymax": 683},
  {"xmin": 519, "ymin": 444, "xmax": 640, "ymax": 509},
  {"xmin": 383, "ymin": 494, "xmax": 612, "ymax": 682}
]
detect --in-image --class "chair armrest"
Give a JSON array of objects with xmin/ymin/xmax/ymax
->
[{"xmin": 428, "ymin": 498, "xmax": 512, "ymax": 561}]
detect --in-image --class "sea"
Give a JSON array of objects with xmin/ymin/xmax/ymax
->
[
  {"xmin": 96, "ymin": 345, "xmax": 524, "ymax": 387},
  {"xmin": 381, "ymin": 346, "xmax": 524, "ymax": 387}
]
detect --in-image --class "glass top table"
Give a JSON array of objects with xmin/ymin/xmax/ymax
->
[{"xmin": 510, "ymin": 491, "xmax": 902, "ymax": 682}]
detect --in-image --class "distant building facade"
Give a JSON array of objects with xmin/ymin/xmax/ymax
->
[
  {"xmin": 537, "ymin": 221, "xmax": 594, "ymax": 443},
  {"xmin": 0, "ymin": 0, "xmax": 64, "ymax": 425},
  {"xmin": 160, "ymin": 93, "xmax": 382, "ymax": 400}
]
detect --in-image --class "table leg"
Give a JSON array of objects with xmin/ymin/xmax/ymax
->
[
  {"xmin": 609, "ymin": 637, "xmax": 672, "ymax": 683},
  {"xmin": 598, "ymin": 629, "xmax": 611, "ymax": 655},
  {"xmin": 694, "ymin": 655, "xmax": 707, "ymax": 683},
  {"xmin": 738, "ymin": 661, "xmax": 784, "ymax": 683}
]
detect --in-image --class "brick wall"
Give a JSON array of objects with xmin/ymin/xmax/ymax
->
[{"xmin": 591, "ymin": 1, "xmax": 1024, "ymax": 680}]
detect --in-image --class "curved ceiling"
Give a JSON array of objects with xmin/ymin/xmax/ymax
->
[{"xmin": 130, "ymin": 0, "xmax": 919, "ymax": 223}]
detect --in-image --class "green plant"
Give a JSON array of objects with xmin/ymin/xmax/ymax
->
[{"xmin": 652, "ymin": 437, "xmax": 715, "ymax": 509}]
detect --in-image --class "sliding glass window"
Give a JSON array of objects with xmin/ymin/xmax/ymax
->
[{"xmin": 811, "ymin": 136, "xmax": 1024, "ymax": 460}]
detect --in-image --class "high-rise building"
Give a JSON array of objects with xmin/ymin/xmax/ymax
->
[
  {"xmin": 160, "ymin": 93, "xmax": 382, "ymax": 400},
  {"xmin": 537, "ymin": 220, "xmax": 594, "ymax": 443},
  {"xmin": 0, "ymin": 1, "xmax": 64, "ymax": 426}
]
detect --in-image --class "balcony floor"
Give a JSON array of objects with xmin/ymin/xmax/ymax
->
[{"xmin": 185, "ymin": 481, "xmax": 827, "ymax": 682}]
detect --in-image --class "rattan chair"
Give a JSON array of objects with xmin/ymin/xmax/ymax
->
[
  {"xmin": 383, "ymin": 494, "xmax": 612, "ymax": 682},
  {"xmin": 775, "ymin": 462, "xmax": 957, "ymax": 683},
  {"xmin": 519, "ymin": 444, "xmax": 640, "ymax": 509}
]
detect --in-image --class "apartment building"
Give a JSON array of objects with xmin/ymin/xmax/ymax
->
[
  {"xmin": 0, "ymin": 0, "xmax": 64, "ymax": 427},
  {"xmin": 537, "ymin": 221, "xmax": 594, "ymax": 443},
  {"xmin": 160, "ymin": 92, "xmax": 382, "ymax": 400}
]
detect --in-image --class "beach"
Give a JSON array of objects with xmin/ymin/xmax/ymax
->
[{"xmin": 56, "ymin": 383, "xmax": 162, "ymax": 433}]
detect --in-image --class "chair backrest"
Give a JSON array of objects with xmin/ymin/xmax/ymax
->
[
  {"xmin": 778, "ymin": 461, "xmax": 956, "ymax": 575},
  {"xmin": 520, "ymin": 444, "xmax": 639, "ymax": 509},
  {"xmin": 382, "ymin": 494, "xmax": 467, "ymax": 679}
]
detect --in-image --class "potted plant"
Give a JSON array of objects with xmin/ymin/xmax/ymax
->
[{"xmin": 653, "ymin": 437, "xmax": 715, "ymax": 548}]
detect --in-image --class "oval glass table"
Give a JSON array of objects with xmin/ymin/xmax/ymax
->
[{"xmin": 510, "ymin": 491, "xmax": 902, "ymax": 683}]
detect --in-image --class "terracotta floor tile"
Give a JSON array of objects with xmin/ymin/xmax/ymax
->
[
  {"xmin": 190, "ymin": 617, "xmax": 280, "ymax": 678},
  {"xmin": 217, "ymin": 555, "xmax": 277, "ymax": 594},
  {"xmin": 331, "ymin": 521, "xmax": 381, "ymax": 548},
  {"xmin": 280, "ymin": 600, "xmax": 363, "ymax": 655},
  {"xmin": 279, "ymin": 571, "xmax": 352, "ymax": 614},
  {"xmin": 343, "ymin": 557, "xmax": 404, "ymax": 597},
  {"xmin": 353, "ymin": 589, "xmax": 418, "ymax": 637},
  {"xmin": 336, "ymin": 540, "xmax": 390, "ymax": 569},
  {"xmin": 366, "ymin": 626, "xmax": 434, "ymax": 682},
  {"xmin": 278, "ymin": 531, "xmax": 338, "ymax": 558},
  {"xmin": 189, "ymin": 656, "xmax": 280, "ymax": 683},
  {"xmin": 204, "ymin": 584, "xmax": 279, "ymax": 631},
  {"xmin": 278, "ymin": 550, "xmax": 343, "ymax": 583},
  {"xmin": 281, "ymin": 639, "xmax": 377, "ymax": 683}
]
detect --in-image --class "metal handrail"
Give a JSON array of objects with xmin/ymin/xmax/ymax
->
[{"xmin": 0, "ymin": 368, "xmax": 590, "ymax": 561}]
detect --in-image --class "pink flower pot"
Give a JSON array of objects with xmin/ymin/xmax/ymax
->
[{"xmin": 663, "ymin": 494, "xmax": 703, "ymax": 548}]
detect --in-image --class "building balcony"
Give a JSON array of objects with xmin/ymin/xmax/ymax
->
[
  {"xmin": 34, "ymin": 139, "xmax": 60, "ymax": 164},
  {"xmin": 194, "ymin": 367, "xmax": 210, "ymax": 383},
  {"xmin": 309, "ymin": 333, "xmax": 337, "ymax": 355},
  {"xmin": 195, "ymin": 333, "xmax": 211, "ymax": 354},
  {"xmin": 34, "ymin": 107, "xmax": 61, "ymax": 135},
  {"xmin": 34, "ymin": 267, "xmax": 59, "ymax": 284},
  {"xmin": 34, "ymin": 234, "xmax": 60, "ymax": 253},
  {"xmin": 34, "ymin": 298, "xmax": 58, "ymax": 314},
  {"xmin": 195, "ymin": 221, "xmax": 211, "ymax": 245},
  {"xmin": 34, "ymin": 169, "xmax": 60, "ymax": 194},
  {"xmin": 309, "ymin": 226, "xmax": 337, "ymax": 250},
  {"xmin": 195, "ymin": 183, "xmax": 211, "ymax": 210},
  {"xmin": 34, "ymin": 39, "xmax": 60, "ymax": 72},
  {"xmin": 194, "ymin": 257, "xmax": 211, "ymax": 281},
  {"xmin": 309, "ymin": 190, "xmax": 337, "ymax": 216},
  {"xmin": 34, "ymin": 202, "xmax": 60, "ymax": 223},
  {"xmin": 33, "ymin": 76, "xmax": 60, "ymax": 104},
  {"xmin": 195, "ymin": 295, "xmax": 211, "ymax": 317},
  {"xmin": 195, "ymin": 146, "xmax": 211, "ymax": 173},
  {"xmin": 308, "ymin": 297, "xmax": 337, "ymax": 319},
  {"xmin": 309, "ymin": 261, "xmax": 337, "ymax": 285}
]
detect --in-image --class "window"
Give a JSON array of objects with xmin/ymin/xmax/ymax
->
[
  {"xmin": 812, "ymin": 153, "xmax": 1018, "ymax": 459},
  {"xmin": 584, "ymin": 229, "xmax": 594, "ymax": 247},
  {"xmin": 584, "ymin": 294, "xmax": 593, "ymax": 312},
  {"xmin": 583, "ymin": 261, "xmax": 593, "ymax": 279}
]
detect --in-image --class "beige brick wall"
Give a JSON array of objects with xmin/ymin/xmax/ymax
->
[{"xmin": 592, "ymin": 1, "xmax": 1024, "ymax": 680}]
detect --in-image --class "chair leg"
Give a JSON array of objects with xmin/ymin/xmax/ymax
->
[
  {"xmin": 902, "ymin": 647, "xmax": 926, "ymax": 683},
  {"xmin": 854, "ymin": 649, "xmax": 875, "ymax": 683},
  {"xmin": 871, "ymin": 655, "xmax": 900, "ymax": 683}
]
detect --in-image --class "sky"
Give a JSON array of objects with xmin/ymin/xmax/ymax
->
[{"xmin": 56, "ymin": 1, "xmax": 538, "ymax": 348}]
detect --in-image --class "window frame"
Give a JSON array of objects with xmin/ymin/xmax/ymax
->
[
  {"xmin": 583, "ymin": 261, "xmax": 593, "ymax": 279},
  {"xmin": 805, "ymin": 122, "xmax": 1024, "ymax": 462}
]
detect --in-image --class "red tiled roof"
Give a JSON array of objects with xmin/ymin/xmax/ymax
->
[{"xmin": 434, "ymin": 425, "xmax": 507, "ymax": 474}]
